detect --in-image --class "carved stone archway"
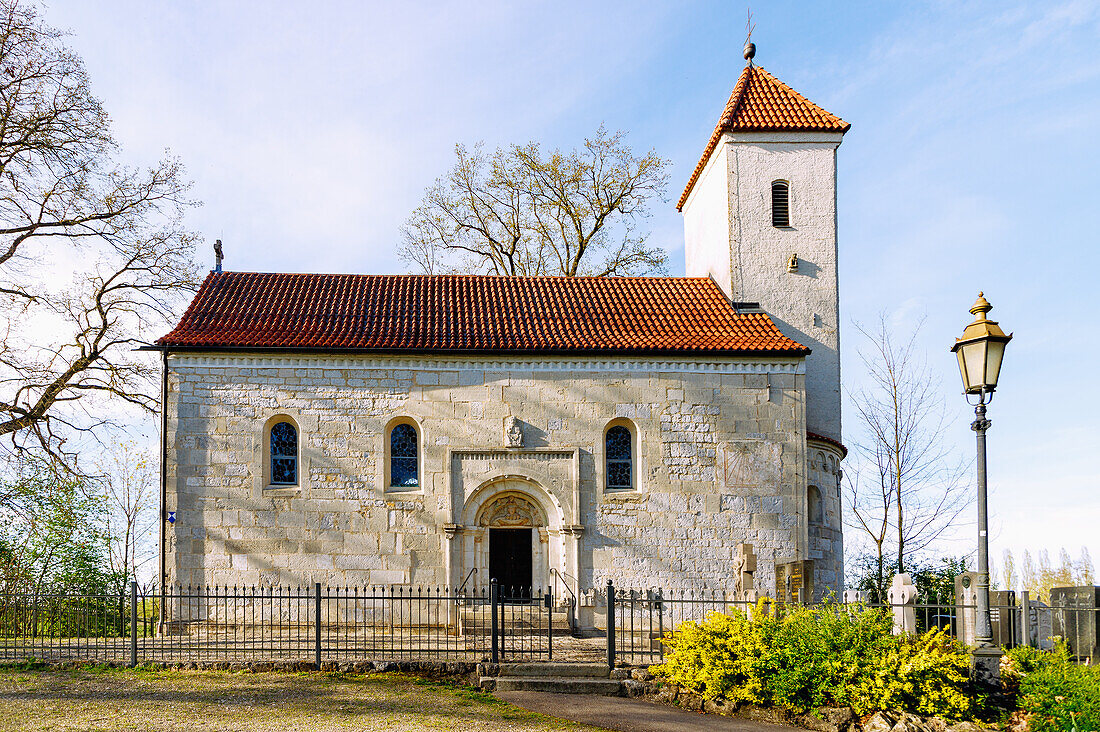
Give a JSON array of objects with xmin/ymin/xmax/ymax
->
[
  {"xmin": 477, "ymin": 493, "xmax": 544, "ymax": 591},
  {"xmin": 477, "ymin": 493, "xmax": 543, "ymax": 528},
  {"xmin": 452, "ymin": 478, "xmax": 563, "ymax": 594}
]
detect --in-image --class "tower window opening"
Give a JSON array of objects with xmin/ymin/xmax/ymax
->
[{"xmin": 772, "ymin": 180, "xmax": 790, "ymax": 228}]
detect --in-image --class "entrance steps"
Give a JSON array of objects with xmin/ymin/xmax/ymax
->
[
  {"xmin": 457, "ymin": 606, "xmax": 573, "ymax": 635},
  {"xmin": 480, "ymin": 662, "xmax": 623, "ymax": 695}
]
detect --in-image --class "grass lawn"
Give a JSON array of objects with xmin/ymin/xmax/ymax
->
[{"xmin": 0, "ymin": 666, "xmax": 609, "ymax": 731}]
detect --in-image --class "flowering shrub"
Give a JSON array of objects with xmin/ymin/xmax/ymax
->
[{"xmin": 652, "ymin": 600, "xmax": 976, "ymax": 720}]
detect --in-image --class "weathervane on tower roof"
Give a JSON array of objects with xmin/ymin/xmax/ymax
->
[{"xmin": 744, "ymin": 9, "xmax": 756, "ymax": 63}]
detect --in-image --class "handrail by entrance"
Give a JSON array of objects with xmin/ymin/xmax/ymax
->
[
  {"xmin": 550, "ymin": 568, "xmax": 578, "ymax": 635},
  {"xmin": 456, "ymin": 567, "xmax": 478, "ymax": 594},
  {"xmin": 549, "ymin": 568, "xmax": 577, "ymax": 605}
]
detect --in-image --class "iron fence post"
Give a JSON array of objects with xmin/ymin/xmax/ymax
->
[
  {"xmin": 130, "ymin": 581, "xmax": 138, "ymax": 668},
  {"xmin": 314, "ymin": 582, "xmax": 322, "ymax": 669},
  {"xmin": 606, "ymin": 580, "xmax": 615, "ymax": 671},
  {"xmin": 657, "ymin": 590, "xmax": 664, "ymax": 662},
  {"xmin": 490, "ymin": 579, "xmax": 499, "ymax": 664},
  {"xmin": 546, "ymin": 587, "xmax": 552, "ymax": 661}
]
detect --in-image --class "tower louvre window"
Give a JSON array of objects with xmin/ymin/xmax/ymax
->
[{"xmin": 772, "ymin": 180, "xmax": 790, "ymax": 227}]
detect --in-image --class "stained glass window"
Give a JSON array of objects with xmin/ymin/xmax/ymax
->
[
  {"xmin": 390, "ymin": 423, "xmax": 418, "ymax": 488},
  {"xmin": 606, "ymin": 425, "xmax": 632, "ymax": 490},
  {"xmin": 270, "ymin": 421, "xmax": 297, "ymax": 485}
]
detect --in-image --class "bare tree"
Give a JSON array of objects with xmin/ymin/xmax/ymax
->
[
  {"xmin": 1012, "ymin": 547, "xmax": 1095, "ymax": 602},
  {"xmin": 96, "ymin": 439, "xmax": 157, "ymax": 589},
  {"xmin": 400, "ymin": 126, "xmax": 669, "ymax": 277},
  {"xmin": 0, "ymin": 0, "xmax": 199, "ymax": 467},
  {"xmin": 845, "ymin": 315, "xmax": 970, "ymax": 599},
  {"xmin": 1001, "ymin": 548, "xmax": 1017, "ymax": 592}
]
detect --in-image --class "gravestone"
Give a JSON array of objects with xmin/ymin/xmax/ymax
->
[
  {"xmin": 734, "ymin": 543, "xmax": 757, "ymax": 602},
  {"xmin": 774, "ymin": 560, "xmax": 814, "ymax": 604},
  {"xmin": 887, "ymin": 573, "xmax": 917, "ymax": 634},
  {"xmin": 955, "ymin": 572, "xmax": 979, "ymax": 645},
  {"xmin": 989, "ymin": 590, "xmax": 1017, "ymax": 647},
  {"xmin": 1029, "ymin": 599, "xmax": 1054, "ymax": 651},
  {"xmin": 956, "ymin": 574, "xmax": 1020, "ymax": 646},
  {"xmin": 842, "ymin": 589, "xmax": 868, "ymax": 604},
  {"xmin": 1050, "ymin": 586, "xmax": 1100, "ymax": 663}
]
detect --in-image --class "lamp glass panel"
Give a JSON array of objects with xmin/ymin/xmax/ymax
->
[
  {"xmin": 985, "ymin": 340, "xmax": 1006, "ymax": 388},
  {"xmin": 955, "ymin": 349, "xmax": 970, "ymax": 391},
  {"xmin": 961, "ymin": 340, "xmax": 988, "ymax": 391}
]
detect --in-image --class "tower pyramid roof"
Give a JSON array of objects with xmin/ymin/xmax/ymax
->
[{"xmin": 678, "ymin": 63, "xmax": 850, "ymax": 210}]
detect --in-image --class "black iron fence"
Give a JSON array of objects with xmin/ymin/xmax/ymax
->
[
  {"xmin": 2, "ymin": 579, "xmax": 1095, "ymax": 668},
  {"xmin": 607, "ymin": 582, "xmax": 1100, "ymax": 667},
  {"xmin": 0, "ymin": 579, "xmax": 558, "ymax": 665}
]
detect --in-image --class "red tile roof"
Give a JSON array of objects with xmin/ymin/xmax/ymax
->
[
  {"xmin": 156, "ymin": 272, "xmax": 809, "ymax": 356},
  {"xmin": 807, "ymin": 430, "xmax": 847, "ymax": 458},
  {"xmin": 678, "ymin": 63, "xmax": 850, "ymax": 210}
]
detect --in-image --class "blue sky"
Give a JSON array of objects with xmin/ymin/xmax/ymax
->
[{"xmin": 47, "ymin": 1, "xmax": 1099, "ymax": 569}]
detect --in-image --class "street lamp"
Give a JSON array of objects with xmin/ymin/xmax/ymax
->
[{"xmin": 951, "ymin": 292, "xmax": 1012, "ymax": 686}]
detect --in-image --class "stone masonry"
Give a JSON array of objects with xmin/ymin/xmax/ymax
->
[{"xmin": 164, "ymin": 354, "xmax": 841, "ymax": 600}]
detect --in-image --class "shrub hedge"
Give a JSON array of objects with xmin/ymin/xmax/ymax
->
[
  {"xmin": 1004, "ymin": 644, "xmax": 1100, "ymax": 732},
  {"xmin": 651, "ymin": 601, "xmax": 978, "ymax": 720}
]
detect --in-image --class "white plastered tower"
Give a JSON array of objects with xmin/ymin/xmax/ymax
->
[
  {"xmin": 680, "ymin": 46, "xmax": 850, "ymax": 594},
  {"xmin": 680, "ymin": 48, "xmax": 849, "ymax": 443}
]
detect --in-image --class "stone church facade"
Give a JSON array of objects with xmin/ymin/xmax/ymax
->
[{"xmin": 155, "ymin": 54, "xmax": 849, "ymax": 611}]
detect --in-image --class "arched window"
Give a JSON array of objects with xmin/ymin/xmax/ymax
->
[
  {"xmin": 389, "ymin": 423, "xmax": 419, "ymax": 488},
  {"xmin": 808, "ymin": 485, "xmax": 823, "ymax": 525},
  {"xmin": 605, "ymin": 425, "xmax": 633, "ymax": 490},
  {"xmin": 270, "ymin": 421, "xmax": 298, "ymax": 485},
  {"xmin": 771, "ymin": 180, "xmax": 790, "ymax": 228}
]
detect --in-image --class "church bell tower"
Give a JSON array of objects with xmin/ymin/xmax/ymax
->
[{"xmin": 680, "ymin": 43, "xmax": 849, "ymax": 443}]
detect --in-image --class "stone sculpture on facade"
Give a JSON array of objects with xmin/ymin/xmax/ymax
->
[{"xmin": 504, "ymin": 416, "xmax": 524, "ymax": 447}]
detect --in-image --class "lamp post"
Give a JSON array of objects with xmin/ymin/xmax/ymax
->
[{"xmin": 951, "ymin": 292, "xmax": 1012, "ymax": 686}]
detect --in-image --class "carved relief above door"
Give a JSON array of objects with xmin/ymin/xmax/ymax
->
[{"xmin": 479, "ymin": 493, "xmax": 541, "ymax": 528}]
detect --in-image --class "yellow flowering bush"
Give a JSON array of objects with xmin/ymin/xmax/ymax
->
[{"xmin": 651, "ymin": 600, "xmax": 977, "ymax": 721}]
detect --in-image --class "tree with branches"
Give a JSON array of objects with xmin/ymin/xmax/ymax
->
[
  {"xmin": 0, "ymin": 0, "xmax": 198, "ymax": 467},
  {"xmin": 96, "ymin": 440, "xmax": 157, "ymax": 591},
  {"xmin": 845, "ymin": 315, "xmax": 970, "ymax": 600},
  {"xmin": 400, "ymin": 126, "xmax": 669, "ymax": 277}
]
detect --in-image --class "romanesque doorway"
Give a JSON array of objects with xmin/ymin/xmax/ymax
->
[
  {"xmin": 473, "ymin": 491, "xmax": 543, "ymax": 599},
  {"xmin": 489, "ymin": 528, "xmax": 532, "ymax": 596}
]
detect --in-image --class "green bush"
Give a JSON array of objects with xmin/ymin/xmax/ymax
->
[
  {"xmin": 652, "ymin": 600, "xmax": 977, "ymax": 720},
  {"xmin": 1005, "ymin": 644, "xmax": 1100, "ymax": 732}
]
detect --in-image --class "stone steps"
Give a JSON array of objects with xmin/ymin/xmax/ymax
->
[
  {"xmin": 458, "ymin": 609, "xmax": 573, "ymax": 635},
  {"xmin": 492, "ymin": 676, "xmax": 624, "ymax": 694},
  {"xmin": 480, "ymin": 662, "xmax": 624, "ymax": 696},
  {"xmin": 497, "ymin": 662, "xmax": 608, "ymax": 677}
]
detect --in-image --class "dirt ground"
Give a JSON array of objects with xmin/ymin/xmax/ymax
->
[{"xmin": 0, "ymin": 666, "xmax": 608, "ymax": 731}]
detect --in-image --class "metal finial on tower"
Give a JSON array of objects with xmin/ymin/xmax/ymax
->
[
  {"xmin": 744, "ymin": 8, "xmax": 756, "ymax": 62},
  {"xmin": 214, "ymin": 239, "xmax": 224, "ymax": 273}
]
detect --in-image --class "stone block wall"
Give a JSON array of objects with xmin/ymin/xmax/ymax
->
[
  {"xmin": 164, "ymin": 353, "xmax": 830, "ymax": 597},
  {"xmin": 806, "ymin": 439, "xmax": 845, "ymax": 598}
]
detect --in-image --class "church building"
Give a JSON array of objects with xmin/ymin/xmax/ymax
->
[{"xmin": 154, "ymin": 49, "xmax": 849, "ymax": 608}]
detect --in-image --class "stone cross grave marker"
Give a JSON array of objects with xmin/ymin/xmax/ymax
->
[
  {"xmin": 842, "ymin": 589, "xmax": 868, "ymax": 604},
  {"xmin": 886, "ymin": 573, "xmax": 918, "ymax": 635}
]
